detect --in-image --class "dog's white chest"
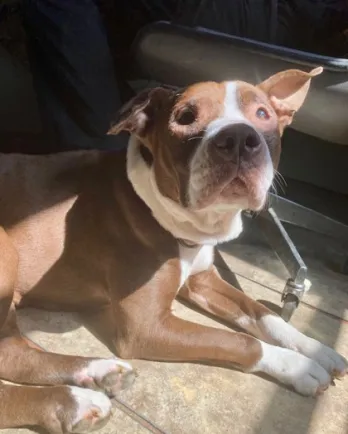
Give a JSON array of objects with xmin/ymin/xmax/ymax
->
[{"xmin": 178, "ymin": 244, "xmax": 214, "ymax": 288}]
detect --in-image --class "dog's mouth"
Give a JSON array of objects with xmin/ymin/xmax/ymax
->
[
  {"xmin": 191, "ymin": 167, "xmax": 271, "ymax": 212},
  {"xmin": 220, "ymin": 177, "xmax": 248, "ymax": 198}
]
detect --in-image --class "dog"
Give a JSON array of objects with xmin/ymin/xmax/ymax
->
[{"xmin": 0, "ymin": 66, "xmax": 346, "ymax": 433}]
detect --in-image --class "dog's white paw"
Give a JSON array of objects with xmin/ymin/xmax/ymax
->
[
  {"xmin": 69, "ymin": 387, "xmax": 112, "ymax": 433},
  {"xmin": 74, "ymin": 358, "xmax": 136, "ymax": 397},
  {"xmin": 253, "ymin": 342, "xmax": 332, "ymax": 396},
  {"xmin": 297, "ymin": 338, "xmax": 348, "ymax": 379},
  {"xmin": 260, "ymin": 314, "xmax": 348, "ymax": 380}
]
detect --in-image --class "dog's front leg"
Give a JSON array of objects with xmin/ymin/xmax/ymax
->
[
  {"xmin": 108, "ymin": 258, "xmax": 338, "ymax": 398},
  {"xmin": 178, "ymin": 267, "xmax": 347, "ymax": 391},
  {"xmin": 134, "ymin": 307, "xmax": 338, "ymax": 396}
]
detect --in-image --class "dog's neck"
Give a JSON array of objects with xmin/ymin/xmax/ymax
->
[{"xmin": 126, "ymin": 136, "xmax": 244, "ymax": 246}]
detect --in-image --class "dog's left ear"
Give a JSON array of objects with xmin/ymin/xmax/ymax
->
[
  {"xmin": 258, "ymin": 66, "xmax": 323, "ymax": 131},
  {"xmin": 108, "ymin": 87, "xmax": 174, "ymax": 137}
]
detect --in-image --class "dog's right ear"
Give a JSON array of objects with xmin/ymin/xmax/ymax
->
[{"xmin": 108, "ymin": 87, "xmax": 175, "ymax": 137}]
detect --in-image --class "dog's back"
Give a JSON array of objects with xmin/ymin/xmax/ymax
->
[
  {"xmin": 0, "ymin": 151, "xmax": 101, "ymax": 228},
  {"xmin": 0, "ymin": 151, "xmax": 108, "ymax": 301}
]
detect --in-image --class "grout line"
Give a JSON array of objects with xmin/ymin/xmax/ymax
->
[{"xmin": 112, "ymin": 397, "xmax": 169, "ymax": 434}]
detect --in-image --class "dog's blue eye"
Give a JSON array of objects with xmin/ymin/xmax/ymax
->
[{"xmin": 256, "ymin": 108, "xmax": 269, "ymax": 119}]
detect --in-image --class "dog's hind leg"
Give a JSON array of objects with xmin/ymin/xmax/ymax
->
[
  {"xmin": 0, "ymin": 306, "xmax": 135, "ymax": 432},
  {"xmin": 0, "ymin": 305, "xmax": 135, "ymax": 392},
  {"xmin": 0, "ymin": 232, "xmax": 135, "ymax": 431},
  {"xmin": 0, "ymin": 379, "xmax": 113, "ymax": 432},
  {"xmin": 0, "ymin": 227, "xmax": 18, "ymax": 331}
]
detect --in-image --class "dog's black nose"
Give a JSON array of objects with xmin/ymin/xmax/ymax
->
[{"xmin": 212, "ymin": 123, "xmax": 261, "ymax": 161}]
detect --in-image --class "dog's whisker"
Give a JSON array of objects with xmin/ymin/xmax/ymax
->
[
  {"xmin": 276, "ymin": 170, "xmax": 287, "ymax": 185},
  {"xmin": 270, "ymin": 183, "xmax": 278, "ymax": 197},
  {"xmin": 274, "ymin": 178, "xmax": 285, "ymax": 195},
  {"xmin": 274, "ymin": 177, "xmax": 286, "ymax": 192},
  {"xmin": 272, "ymin": 171, "xmax": 286, "ymax": 195},
  {"xmin": 274, "ymin": 170, "xmax": 287, "ymax": 188}
]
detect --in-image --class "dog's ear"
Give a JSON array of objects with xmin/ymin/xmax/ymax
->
[
  {"xmin": 258, "ymin": 67, "xmax": 323, "ymax": 131},
  {"xmin": 108, "ymin": 87, "xmax": 175, "ymax": 137}
]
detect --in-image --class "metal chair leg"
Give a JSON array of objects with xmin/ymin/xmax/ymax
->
[{"xmin": 255, "ymin": 207, "xmax": 308, "ymax": 321}]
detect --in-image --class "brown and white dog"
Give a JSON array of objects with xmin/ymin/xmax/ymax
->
[{"xmin": 0, "ymin": 67, "xmax": 347, "ymax": 433}]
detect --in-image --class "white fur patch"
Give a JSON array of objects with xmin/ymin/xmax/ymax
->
[
  {"xmin": 69, "ymin": 386, "xmax": 112, "ymax": 427},
  {"xmin": 235, "ymin": 315, "xmax": 257, "ymax": 332},
  {"xmin": 127, "ymin": 136, "xmax": 244, "ymax": 246},
  {"xmin": 179, "ymin": 244, "xmax": 214, "ymax": 288},
  {"xmin": 260, "ymin": 314, "xmax": 348, "ymax": 376},
  {"xmin": 205, "ymin": 82, "xmax": 248, "ymax": 140},
  {"xmin": 252, "ymin": 341, "xmax": 331, "ymax": 396},
  {"xmin": 73, "ymin": 358, "xmax": 135, "ymax": 399},
  {"xmin": 260, "ymin": 314, "xmax": 303, "ymax": 350},
  {"xmin": 86, "ymin": 359, "xmax": 133, "ymax": 379}
]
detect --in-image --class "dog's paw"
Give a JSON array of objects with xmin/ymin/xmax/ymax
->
[
  {"xmin": 69, "ymin": 387, "xmax": 112, "ymax": 433},
  {"xmin": 297, "ymin": 338, "xmax": 348, "ymax": 379},
  {"xmin": 253, "ymin": 342, "xmax": 332, "ymax": 396},
  {"xmin": 74, "ymin": 358, "xmax": 136, "ymax": 397},
  {"xmin": 259, "ymin": 314, "xmax": 347, "ymax": 380}
]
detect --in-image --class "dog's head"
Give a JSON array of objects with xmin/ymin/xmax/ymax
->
[{"xmin": 109, "ymin": 67, "xmax": 322, "ymax": 212}]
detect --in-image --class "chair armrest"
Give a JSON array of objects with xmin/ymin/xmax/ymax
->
[{"xmin": 132, "ymin": 22, "xmax": 348, "ymax": 146}]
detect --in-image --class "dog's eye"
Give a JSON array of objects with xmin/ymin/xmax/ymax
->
[
  {"xmin": 256, "ymin": 107, "xmax": 269, "ymax": 120},
  {"xmin": 176, "ymin": 107, "xmax": 196, "ymax": 126}
]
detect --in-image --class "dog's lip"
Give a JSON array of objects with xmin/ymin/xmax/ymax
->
[
  {"xmin": 192, "ymin": 175, "xmax": 246, "ymax": 210},
  {"xmin": 224, "ymin": 177, "xmax": 246, "ymax": 190},
  {"xmin": 219, "ymin": 176, "xmax": 248, "ymax": 198}
]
